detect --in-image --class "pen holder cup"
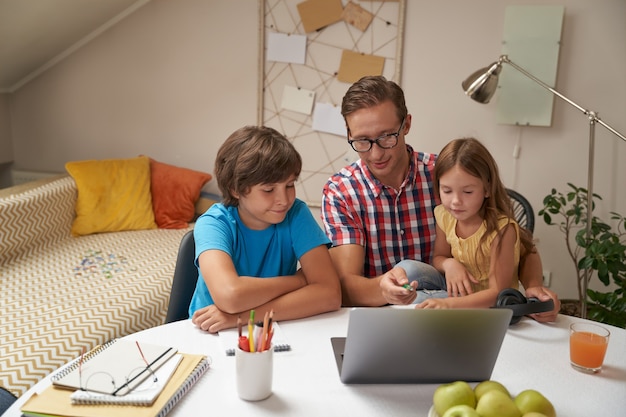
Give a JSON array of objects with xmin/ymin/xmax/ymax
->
[{"xmin": 235, "ymin": 346, "xmax": 273, "ymax": 401}]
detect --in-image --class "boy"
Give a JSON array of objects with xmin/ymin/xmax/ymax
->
[{"xmin": 190, "ymin": 126, "xmax": 341, "ymax": 333}]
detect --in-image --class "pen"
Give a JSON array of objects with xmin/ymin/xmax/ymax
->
[
  {"xmin": 112, "ymin": 347, "xmax": 174, "ymax": 396},
  {"xmin": 135, "ymin": 341, "xmax": 149, "ymax": 366},
  {"xmin": 261, "ymin": 311, "xmax": 270, "ymax": 352},
  {"xmin": 254, "ymin": 322, "xmax": 263, "ymax": 352},
  {"xmin": 402, "ymin": 284, "xmax": 414, "ymax": 291}
]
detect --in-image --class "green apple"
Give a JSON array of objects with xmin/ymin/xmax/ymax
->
[
  {"xmin": 514, "ymin": 389, "xmax": 556, "ymax": 417},
  {"xmin": 441, "ymin": 404, "xmax": 481, "ymax": 417},
  {"xmin": 475, "ymin": 389, "xmax": 521, "ymax": 417},
  {"xmin": 474, "ymin": 380, "xmax": 510, "ymax": 401},
  {"xmin": 521, "ymin": 413, "xmax": 549, "ymax": 417},
  {"xmin": 433, "ymin": 381, "xmax": 476, "ymax": 417}
]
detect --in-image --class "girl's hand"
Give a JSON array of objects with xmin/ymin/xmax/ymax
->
[
  {"xmin": 443, "ymin": 259, "xmax": 479, "ymax": 297},
  {"xmin": 415, "ymin": 298, "xmax": 451, "ymax": 309}
]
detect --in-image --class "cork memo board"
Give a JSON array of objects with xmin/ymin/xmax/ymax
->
[{"xmin": 258, "ymin": 0, "xmax": 406, "ymax": 206}]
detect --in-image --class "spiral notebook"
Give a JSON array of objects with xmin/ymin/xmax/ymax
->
[
  {"xmin": 21, "ymin": 353, "xmax": 209, "ymax": 417},
  {"xmin": 51, "ymin": 339, "xmax": 178, "ymax": 396},
  {"xmin": 69, "ymin": 353, "xmax": 183, "ymax": 405}
]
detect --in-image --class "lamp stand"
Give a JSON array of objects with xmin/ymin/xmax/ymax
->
[{"xmin": 584, "ymin": 115, "xmax": 596, "ymax": 319}]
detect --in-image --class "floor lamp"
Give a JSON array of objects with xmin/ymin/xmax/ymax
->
[{"xmin": 462, "ymin": 54, "xmax": 626, "ymax": 319}]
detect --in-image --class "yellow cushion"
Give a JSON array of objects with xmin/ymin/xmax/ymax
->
[{"xmin": 65, "ymin": 156, "xmax": 157, "ymax": 236}]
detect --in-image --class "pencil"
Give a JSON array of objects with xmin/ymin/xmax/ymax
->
[
  {"xmin": 248, "ymin": 310, "xmax": 255, "ymax": 352},
  {"xmin": 266, "ymin": 309, "xmax": 274, "ymax": 351},
  {"xmin": 261, "ymin": 311, "xmax": 270, "ymax": 351}
]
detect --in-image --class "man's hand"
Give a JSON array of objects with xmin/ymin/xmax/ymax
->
[
  {"xmin": 380, "ymin": 266, "xmax": 417, "ymax": 305},
  {"xmin": 524, "ymin": 286, "xmax": 560, "ymax": 322}
]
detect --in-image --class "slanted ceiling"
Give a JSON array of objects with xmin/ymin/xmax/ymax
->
[{"xmin": 0, "ymin": 0, "xmax": 150, "ymax": 93}]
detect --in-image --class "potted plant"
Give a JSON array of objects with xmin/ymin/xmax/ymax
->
[{"xmin": 539, "ymin": 183, "xmax": 626, "ymax": 328}]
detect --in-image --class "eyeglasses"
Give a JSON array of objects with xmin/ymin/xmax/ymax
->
[
  {"xmin": 78, "ymin": 341, "xmax": 158, "ymax": 396},
  {"xmin": 347, "ymin": 117, "xmax": 405, "ymax": 152}
]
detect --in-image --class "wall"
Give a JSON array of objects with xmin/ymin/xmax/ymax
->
[
  {"xmin": 9, "ymin": 0, "xmax": 259, "ymax": 196},
  {"xmin": 402, "ymin": 0, "xmax": 625, "ymax": 300},
  {"xmin": 7, "ymin": 0, "xmax": 626, "ymax": 300},
  {"xmin": 0, "ymin": 93, "xmax": 13, "ymax": 187},
  {"xmin": 0, "ymin": 94, "xmax": 12, "ymax": 162}
]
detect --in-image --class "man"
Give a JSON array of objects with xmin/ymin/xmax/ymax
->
[{"xmin": 321, "ymin": 75, "xmax": 560, "ymax": 322}]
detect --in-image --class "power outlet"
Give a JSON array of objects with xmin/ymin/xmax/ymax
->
[{"xmin": 543, "ymin": 270, "xmax": 552, "ymax": 287}]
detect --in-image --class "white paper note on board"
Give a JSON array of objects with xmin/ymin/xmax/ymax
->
[
  {"xmin": 267, "ymin": 32, "xmax": 307, "ymax": 64},
  {"xmin": 281, "ymin": 85, "xmax": 315, "ymax": 115},
  {"xmin": 312, "ymin": 102, "xmax": 345, "ymax": 137}
]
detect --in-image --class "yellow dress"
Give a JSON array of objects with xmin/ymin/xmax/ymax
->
[{"xmin": 434, "ymin": 205, "xmax": 521, "ymax": 292}]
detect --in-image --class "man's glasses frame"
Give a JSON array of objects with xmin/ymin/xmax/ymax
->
[{"xmin": 347, "ymin": 117, "xmax": 405, "ymax": 153}]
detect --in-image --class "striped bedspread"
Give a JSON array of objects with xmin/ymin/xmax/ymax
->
[{"xmin": 0, "ymin": 177, "xmax": 192, "ymax": 397}]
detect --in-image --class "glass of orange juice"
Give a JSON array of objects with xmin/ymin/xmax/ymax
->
[{"xmin": 569, "ymin": 322, "xmax": 610, "ymax": 373}]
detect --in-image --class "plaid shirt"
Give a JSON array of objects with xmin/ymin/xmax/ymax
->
[{"xmin": 322, "ymin": 145, "xmax": 437, "ymax": 278}]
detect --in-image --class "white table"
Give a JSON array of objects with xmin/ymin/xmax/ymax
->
[{"xmin": 5, "ymin": 309, "xmax": 626, "ymax": 416}]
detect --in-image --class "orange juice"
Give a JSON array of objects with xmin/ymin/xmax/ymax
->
[{"xmin": 570, "ymin": 330, "xmax": 608, "ymax": 369}]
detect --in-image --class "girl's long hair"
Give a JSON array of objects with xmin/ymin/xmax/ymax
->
[{"xmin": 434, "ymin": 138, "xmax": 535, "ymax": 264}]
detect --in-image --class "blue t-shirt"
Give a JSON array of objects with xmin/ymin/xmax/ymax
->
[{"xmin": 188, "ymin": 198, "xmax": 330, "ymax": 316}]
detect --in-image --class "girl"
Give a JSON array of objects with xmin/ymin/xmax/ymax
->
[
  {"xmin": 417, "ymin": 137, "xmax": 536, "ymax": 309},
  {"xmin": 189, "ymin": 126, "xmax": 341, "ymax": 332}
]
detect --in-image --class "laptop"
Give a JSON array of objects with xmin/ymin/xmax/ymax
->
[{"xmin": 331, "ymin": 307, "xmax": 512, "ymax": 384}]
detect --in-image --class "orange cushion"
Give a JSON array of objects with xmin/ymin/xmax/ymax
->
[{"xmin": 149, "ymin": 158, "xmax": 213, "ymax": 229}]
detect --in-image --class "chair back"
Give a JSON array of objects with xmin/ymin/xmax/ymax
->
[
  {"xmin": 0, "ymin": 387, "xmax": 17, "ymax": 414},
  {"xmin": 165, "ymin": 230, "xmax": 198, "ymax": 323},
  {"xmin": 506, "ymin": 188, "xmax": 535, "ymax": 233}
]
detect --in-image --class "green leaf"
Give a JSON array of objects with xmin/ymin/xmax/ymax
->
[{"xmin": 542, "ymin": 183, "xmax": 626, "ymax": 326}]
